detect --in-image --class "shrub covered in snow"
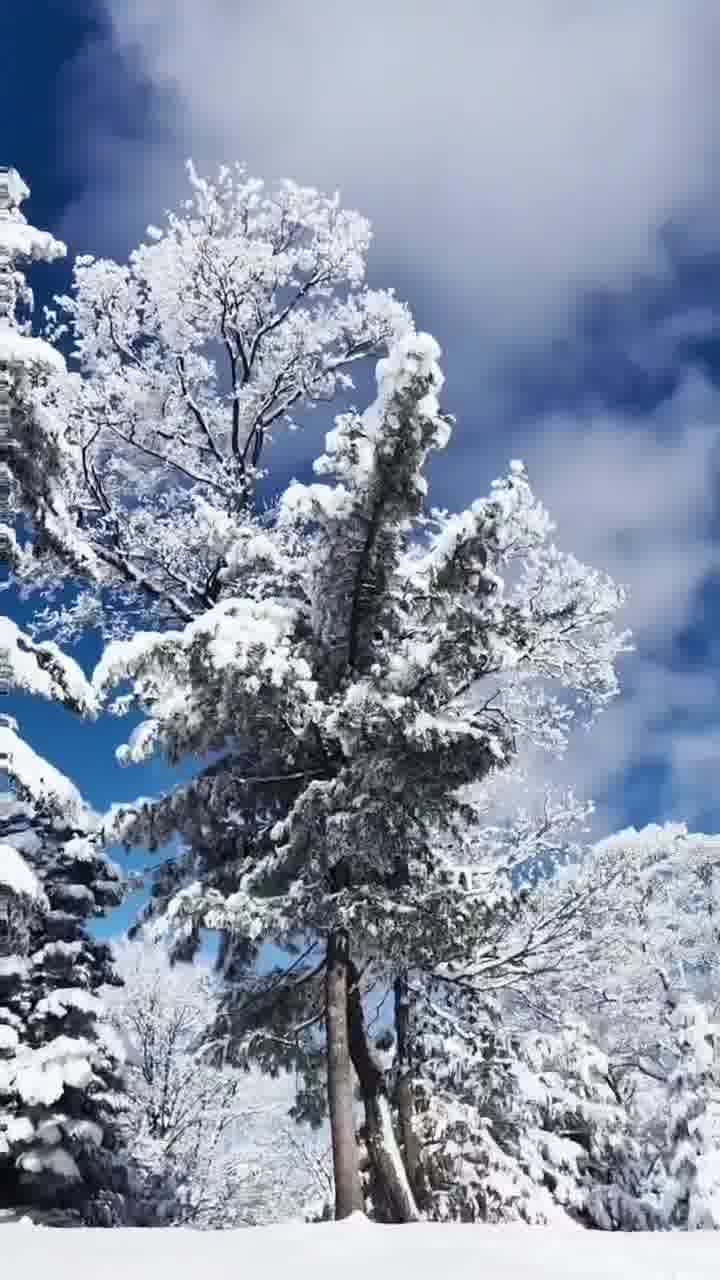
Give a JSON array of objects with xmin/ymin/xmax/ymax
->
[{"xmin": 0, "ymin": 719, "xmax": 127, "ymax": 1225}]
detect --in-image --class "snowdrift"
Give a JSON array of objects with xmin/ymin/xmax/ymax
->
[{"xmin": 4, "ymin": 1216, "xmax": 720, "ymax": 1279}]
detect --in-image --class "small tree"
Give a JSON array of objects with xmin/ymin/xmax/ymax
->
[
  {"xmin": 107, "ymin": 938, "xmax": 330, "ymax": 1226},
  {"xmin": 662, "ymin": 999, "xmax": 720, "ymax": 1230},
  {"xmin": 0, "ymin": 716, "xmax": 127, "ymax": 1225}
]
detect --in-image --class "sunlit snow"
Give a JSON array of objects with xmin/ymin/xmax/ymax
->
[{"xmin": 3, "ymin": 1217, "xmax": 719, "ymax": 1280}]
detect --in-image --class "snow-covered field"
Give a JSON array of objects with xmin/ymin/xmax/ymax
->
[{"xmin": 4, "ymin": 1217, "xmax": 719, "ymax": 1280}]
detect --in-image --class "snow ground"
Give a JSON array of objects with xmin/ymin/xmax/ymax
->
[{"xmin": 3, "ymin": 1216, "xmax": 719, "ymax": 1279}]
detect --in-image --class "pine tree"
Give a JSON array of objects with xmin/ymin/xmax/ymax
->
[
  {"xmin": 0, "ymin": 164, "xmax": 629, "ymax": 1219},
  {"xmin": 88, "ymin": 335, "xmax": 627, "ymax": 1217},
  {"xmin": 0, "ymin": 716, "xmax": 128, "ymax": 1225}
]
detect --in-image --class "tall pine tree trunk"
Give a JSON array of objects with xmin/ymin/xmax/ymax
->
[
  {"xmin": 347, "ymin": 961, "xmax": 421, "ymax": 1222},
  {"xmin": 325, "ymin": 928, "xmax": 364, "ymax": 1219},
  {"xmin": 393, "ymin": 973, "xmax": 428, "ymax": 1211}
]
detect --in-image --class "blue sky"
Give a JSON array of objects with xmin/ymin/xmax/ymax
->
[{"xmin": 6, "ymin": 2, "xmax": 720, "ymax": 933}]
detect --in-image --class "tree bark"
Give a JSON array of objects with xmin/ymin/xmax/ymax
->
[
  {"xmin": 393, "ymin": 973, "xmax": 429, "ymax": 1212},
  {"xmin": 325, "ymin": 929, "xmax": 364, "ymax": 1219},
  {"xmin": 347, "ymin": 961, "xmax": 421, "ymax": 1222}
]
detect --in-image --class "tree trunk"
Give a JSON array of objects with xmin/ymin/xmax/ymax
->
[
  {"xmin": 393, "ymin": 973, "xmax": 428, "ymax": 1211},
  {"xmin": 325, "ymin": 929, "xmax": 364, "ymax": 1219},
  {"xmin": 347, "ymin": 961, "xmax": 421, "ymax": 1222}
]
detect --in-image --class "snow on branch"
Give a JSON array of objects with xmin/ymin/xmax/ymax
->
[
  {"xmin": 0, "ymin": 617, "xmax": 97, "ymax": 716},
  {"xmin": 0, "ymin": 842, "xmax": 44, "ymax": 902},
  {"xmin": 0, "ymin": 719, "xmax": 91, "ymax": 827}
]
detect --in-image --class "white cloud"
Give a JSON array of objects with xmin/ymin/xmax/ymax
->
[
  {"xmin": 508, "ymin": 373, "xmax": 720, "ymax": 830},
  {"xmin": 523, "ymin": 372, "xmax": 720, "ymax": 641},
  {"xmin": 65, "ymin": 0, "xmax": 720, "ymax": 352},
  {"xmin": 58, "ymin": 2, "xmax": 720, "ymax": 834}
]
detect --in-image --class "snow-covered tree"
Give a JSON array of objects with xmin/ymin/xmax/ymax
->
[
  {"xmin": 523, "ymin": 823, "xmax": 720, "ymax": 1086},
  {"xmin": 5, "ymin": 155, "xmax": 720, "ymax": 1236},
  {"xmin": 407, "ymin": 985, "xmax": 648, "ymax": 1230},
  {"xmin": 661, "ymin": 999, "xmax": 720, "ymax": 1230},
  {"xmin": 107, "ymin": 938, "xmax": 330, "ymax": 1226},
  {"xmin": 0, "ymin": 163, "xmax": 631, "ymax": 1220},
  {"xmin": 84, "ymin": 332, "xmax": 627, "ymax": 1218},
  {"xmin": 0, "ymin": 167, "xmax": 85, "ymax": 582},
  {"xmin": 0, "ymin": 716, "xmax": 128, "ymax": 1224},
  {"xmin": 496, "ymin": 821, "xmax": 720, "ymax": 1229}
]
